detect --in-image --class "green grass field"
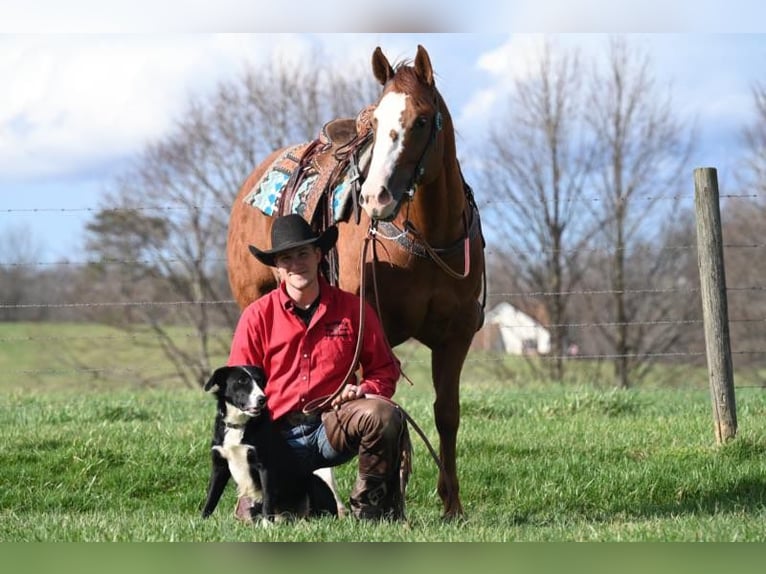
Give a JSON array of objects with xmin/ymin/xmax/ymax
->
[{"xmin": 2, "ymin": 322, "xmax": 766, "ymax": 541}]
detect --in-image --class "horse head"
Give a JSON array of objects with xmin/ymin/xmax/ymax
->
[{"xmin": 360, "ymin": 45, "xmax": 447, "ymax": 221}]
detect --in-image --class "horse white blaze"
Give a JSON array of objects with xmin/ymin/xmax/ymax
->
[{"xmin": 361, "ymin": 91, "xmax": 408, "ymax": 219}]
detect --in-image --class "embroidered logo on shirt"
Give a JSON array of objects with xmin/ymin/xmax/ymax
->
[{"xmin": 324, "ymin": 320, "xmax": 353, "ymax": 338}]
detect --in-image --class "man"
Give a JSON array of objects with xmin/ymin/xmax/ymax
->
[{"xmin": 228, "ymin": 214, "xmax": 407, "ymax": 521}]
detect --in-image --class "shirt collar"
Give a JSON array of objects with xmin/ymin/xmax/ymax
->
[{"xmin": 278, "ymin": 276, "xmax": 329, "ymax": 311}]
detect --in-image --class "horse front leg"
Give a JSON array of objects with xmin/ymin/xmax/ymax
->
[{"xmin": 431, "ymin": 340, "xmax": 469, "ymax": 519}]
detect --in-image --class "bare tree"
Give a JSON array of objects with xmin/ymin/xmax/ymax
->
[
  {"xmin": 584, "ymin": 37, "xmax": 694, "ymax": 388},
  {"xmin": 82, "ymin": 50, "xmax": 378, "ymax": 388},
  {"xmin": 739, "ymin": 83, "xmax": 766, "ymax": 197},
  {"xmin": 726, "ymin": 83, "xmax": 766, "ymax": 378},
  {"xmin": 0, "ymin": 224, "xmax": 46, "ymax": 321},
  {"xmin": 480, "ymin": 39, "xmax": 597, "ymax": 381}
]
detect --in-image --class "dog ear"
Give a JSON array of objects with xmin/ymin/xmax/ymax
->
[{"xmin": 204, "ymin": 366, "xmax": 233, "ymax": 393}]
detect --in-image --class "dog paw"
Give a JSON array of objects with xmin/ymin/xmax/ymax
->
[{"xmin": 258, "ymin": 517, "xmax": 273, "ymax": 529}]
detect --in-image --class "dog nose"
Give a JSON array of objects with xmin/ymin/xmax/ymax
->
[{"xmin": 256, "ymin": 395, "xmax": 266, "ymax": 407}]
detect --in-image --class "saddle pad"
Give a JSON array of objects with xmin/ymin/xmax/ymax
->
[{"xmin": 242, "ymin": 143, "xmax": 354, "ymax": 223}]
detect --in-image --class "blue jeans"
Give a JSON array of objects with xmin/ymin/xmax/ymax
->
[
  {"xmin": 280, "ymin": 399, "xmax": 408, "ymax": 519},
  {"xmin": 280, "ymin": 420, "xmax": 355, "ymax": 473}
]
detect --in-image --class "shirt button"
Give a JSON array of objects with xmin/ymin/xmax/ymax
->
[
  {"xmin": 302, "ymin": 376, "xmax": 307, "ymax": 380},
  {"xmin": 303, "ymin": 353, "xmax": 308, "ymax": 358}
]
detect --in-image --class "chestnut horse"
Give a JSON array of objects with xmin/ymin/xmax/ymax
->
[{"xmin": 226, "ymin": 45, "xmax": 485, "ymax": 518}]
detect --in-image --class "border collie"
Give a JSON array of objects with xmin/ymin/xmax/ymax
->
[{"xmin": 200, "ymin": 365, "xmax": 341, "ymax": 522}]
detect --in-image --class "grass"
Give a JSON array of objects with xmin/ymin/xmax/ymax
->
[
  {"xmin": 3, "ymin": 380, "xmax": 766, "ymax": 541},
  {"xmin": 3, "ymin": 321, "xmax": 766, "ymax": 541},
  {"xmin": 0, "ymin": 321, "xmax": 719, "ymax": 391},
  {"xmin": 0, "ymin": 322, "xmax": 230, "ymax": 391}
]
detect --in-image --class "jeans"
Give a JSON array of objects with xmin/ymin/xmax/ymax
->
[
  {"xmin": 280, "ymin": 399, "xmax": 409, "ymax": 519},
  {"xmin": 279, "ymin": 420, "xmax": 355, "ymax": 474}
]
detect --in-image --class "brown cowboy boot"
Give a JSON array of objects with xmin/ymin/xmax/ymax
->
[
  {"xmin": 349, "ymin": 473, "xmax": 405, "ymax": 521},
  {"xmin": 349, "ymin": 475, "xmax": 388, "ymax": 520},
  {"xmin": 349, "ymin": 418, "xmax": 411, "ymax": 521}
]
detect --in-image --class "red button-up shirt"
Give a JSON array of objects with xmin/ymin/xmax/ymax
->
[{"xmin": 227, "ymin": 277, "xmax": 400, "ymax": 421}]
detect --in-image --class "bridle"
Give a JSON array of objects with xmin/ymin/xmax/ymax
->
[
  {"xmin": 390, "ymin": 90, "xmax": 444, "ymax": 216},
  {"xmin": 407, "ymin": 103, "xmax": 443, "ymax": 192}
]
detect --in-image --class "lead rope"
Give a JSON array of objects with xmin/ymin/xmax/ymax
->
[
  {"xmin": 366, "ymin": 217, "xmax": 448, "ymax": 482},
  {"xmin": 300, "ymin": 230, "xmax": 373, "ymax": 415},
  {"xmin": 370, "ymin": 205, "xmax": 417, "ymax": 387},
  {"xmin": 365, "ymin": 394, "xmax": 447, "ymax": 479},
  {"xmin": 300, "ymin": 222, "xmax": 448, "ymax": 490}
]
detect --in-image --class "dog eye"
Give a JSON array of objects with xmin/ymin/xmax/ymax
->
[{"xmin": 232, "ymin": 377, "xmax": 249, "ymax": 390}]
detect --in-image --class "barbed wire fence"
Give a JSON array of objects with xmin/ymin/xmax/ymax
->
[{"xmin": 1, "ymin": 177, "xmax": 764, "ymax": 395}]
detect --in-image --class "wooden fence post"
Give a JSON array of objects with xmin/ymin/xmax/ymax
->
[{"xmin": 694, "ymin": 167, "xmax": 737, "ymax": 444}]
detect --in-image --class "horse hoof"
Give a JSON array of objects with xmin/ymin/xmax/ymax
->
[
  {"xmin": 441, "ymin": 505, "xmax": 466, "ymax": 522},
  {"xmin": 441, "ymin": 511, "xmax": 468, "ymax": 524}
]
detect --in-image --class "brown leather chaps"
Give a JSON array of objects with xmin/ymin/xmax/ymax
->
[{"xmin": 321, "ymin": 397, "xmax": 410, "ymax": 520}]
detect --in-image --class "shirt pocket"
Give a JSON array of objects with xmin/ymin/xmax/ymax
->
[{"xmin": 320, "ymin": 318, "xmax": 356, "ymax": 360}]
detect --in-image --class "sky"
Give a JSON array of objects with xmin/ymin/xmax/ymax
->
[{"xmin": 2, "ymin": 2, "xmax": 766, "ymax": 261}]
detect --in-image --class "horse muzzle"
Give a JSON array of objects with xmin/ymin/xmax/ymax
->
[{"xmin": 360, "ymin": 184, "xmax": 409, "ymax": 221}]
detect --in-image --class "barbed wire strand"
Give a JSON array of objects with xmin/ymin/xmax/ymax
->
[
  {"xmin": 0, "ymin": 192, "xmax": 759, "ymax": 217},
  {"xmin": 4, "ymin": 315, "xmax": 766, "ymax": 347},
  {"xmin": 6, "ymin": 283, "xmax": 766, "ymax": 311},
  {"xmin": 4, "ymin": 350, "xmax": 766, "ymax": 383},
  {"xmin": 7, "ymin": 243, "xmax": 766, "ymax": 268}
]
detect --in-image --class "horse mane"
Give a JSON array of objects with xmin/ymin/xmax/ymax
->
[{"xmin": 390, "ymin": 64, "xmax": 440, "ymax": 108}]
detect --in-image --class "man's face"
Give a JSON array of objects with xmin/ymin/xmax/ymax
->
[{"xmin": 274, "ymin": 245, "xmax": 322, "ymax": 292}]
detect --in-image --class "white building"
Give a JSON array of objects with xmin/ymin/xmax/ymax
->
[{"xmin": 473, "ymin": 301, "xmax": 551, "ymax": 355}]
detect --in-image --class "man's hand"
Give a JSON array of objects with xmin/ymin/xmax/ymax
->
[{"xmin": 331, "ymin": 384, "xmax": 365, "ymax": 409}]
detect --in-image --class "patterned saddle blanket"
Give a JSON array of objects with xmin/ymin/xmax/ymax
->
[{"xmin": 242, "ymin": 108, "xmax": 374, "ymax": 225}]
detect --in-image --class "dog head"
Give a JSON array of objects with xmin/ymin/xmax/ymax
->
[{"xmin": 204, "ymin": 365, "xmax": 268, "ymax": 420}]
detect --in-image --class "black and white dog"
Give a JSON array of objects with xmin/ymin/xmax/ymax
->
[{"xmin": 200, "ymin": 365, "xmax": 342, "ymax": 522}]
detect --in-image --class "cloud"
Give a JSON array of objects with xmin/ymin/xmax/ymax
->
[
  {"xmin": 1, "ymin": 0, "xmax": 262, "ymax": 32},
  {"xmin": 0, "ymin": 35, "xmax": 312, "ymax": 182},
  {"xmin": 0, "ymin": 34, "xmax": 451, "ymax": 183},
  {"xmin": 455, "ymin": 32, "xmax": 765, "ymax": 179},
  {"xmin": 3, "ymin": 0, "xmax": 766, "ymax": 33},
  {"xmin": 0, "ymin": 0, "xmax": 456, "ymax": 33},
  {"xmin": 457, "ymin": 34, "xmax": 549, "ymax": 129}
]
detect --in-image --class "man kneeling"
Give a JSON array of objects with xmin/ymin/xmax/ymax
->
[{"xmin": 228, "ymin": 214, "xmax": 409, "ymax": 520}]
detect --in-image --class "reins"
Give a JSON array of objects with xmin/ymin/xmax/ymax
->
[
  {"xmin": 364, "ymin": 393, "xmax": 447, "ymax": 479},
  {"xmin": 300, "ymin": 223, "xmax": 447, "ymax": 481},
  {"xmin": 300, "ymin": 231, "xmax": 374, "ymax": 415},
  {"xmin": 402, "ymin": 212, "xmax": 471, "ymax": 280}
]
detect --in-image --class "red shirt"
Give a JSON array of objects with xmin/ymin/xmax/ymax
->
[{"xmin": 227, "ymin": 277, "xmax": 400, "ymax": 421}]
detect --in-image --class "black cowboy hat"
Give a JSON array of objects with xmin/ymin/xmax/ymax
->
[{"xmin": 248, "ymin": 214, "xmax": 338, "ymax": 267}]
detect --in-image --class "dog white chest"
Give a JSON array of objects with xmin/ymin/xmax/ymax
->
[{"xmin": 213, "ymin": 426, "xmax": 261, "ymax": 501}]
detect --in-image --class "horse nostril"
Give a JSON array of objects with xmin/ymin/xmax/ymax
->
[{"xmin": 379, "ymin": 188, "xmax": 392, "ymax": 205}]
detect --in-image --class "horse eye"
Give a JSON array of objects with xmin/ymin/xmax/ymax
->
[{"xmin": 415, "ymin": 116, "xmax": 429, "ymax": 129}]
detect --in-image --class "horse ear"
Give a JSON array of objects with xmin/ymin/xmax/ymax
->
[
  {"xmin": 372, "ymin": 46, "xmax": 394, "ymax": 86},
  {"xmin": 414, "ymin": 44, "xmax": 434, "ymax": 87}
]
